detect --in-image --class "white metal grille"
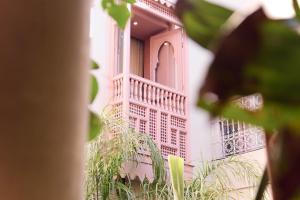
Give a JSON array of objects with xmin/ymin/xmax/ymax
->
[
  {"xmin": 219, "ymin": 94, "xmax": 265, "ymax": 157},
  {"xmin": 221, "ymin": 120, "xmax": 265, "ymax": 156}
]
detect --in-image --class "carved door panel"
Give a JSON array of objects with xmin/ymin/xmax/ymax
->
[{"xmin": 150, "ymin": 28, "xmax": 184, "ymax": 91}]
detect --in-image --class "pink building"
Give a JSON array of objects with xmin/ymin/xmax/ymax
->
[
  {"xmin": 90, "ymin": 0, "xmax": 268, "ymax": 195},
  {"xmin": 91, "ymin": 0, "xmax": 193, "ymax": 180}
]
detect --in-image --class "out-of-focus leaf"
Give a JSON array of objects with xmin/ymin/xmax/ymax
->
[
  {"xmin": 196, "ymin": 7, "xmax": 300, "ymax": 131},
  {"xmin": 90, "ymin": 75, "xmax": 99, "ymax": 103},
  {"xmin": 247, "ymin": 20, "xmax": 300, "ymax": 105},
  {"xmin": 108, "ymin": 3, "xmax": 130, "ymax": 29},
  {"xmin": 168, "ymin": 155, "xmax": 184, "ymax": 200},
  {"xmin": 293, "ymin": 0, "xmax": 300, "ymax": 20},
  {"xmin": 124, "ymin": 0, "xmax": 135, "ymax": 4},
  {"xmin": 176, "ymin": 0, "xmax": 233, "ymax": 50},
  {"xmin": 101, "ymin": 0, "xmax": 110, "ymax": 9},
  {"xmin": 91, "ymin": 60, "xmax": 100, "ymax": 69},
  {"xmin": 242, "ymin": 20, "xmax": 300, "ymax": 131},
  {"xmin": 88, "ymin": 111, "xmax": 103, "ymax": 141},
  {"xmin": 101, "ymin": 0, "xmax": 131, "ymax": 29},
  {"xmin": 198, "ymin": 8, "xmax": 267, "ymax": 104},
  {"xmin": 220, "ymin": 102, "xmax": 276, "ymax": 131}
]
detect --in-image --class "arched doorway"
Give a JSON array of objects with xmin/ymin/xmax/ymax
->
[{"xmin": 155, "ymin": 41, "xmax": 176, "ymax": 88}]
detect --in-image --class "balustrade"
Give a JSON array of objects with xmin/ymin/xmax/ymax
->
[
  {"xmin": 112, "ymin": 73, "xmax": 188, "ymax": 161},
  {"xmin": 112, "ymin": 75, "xmax": 123, "ymax": 101},
  {"xmin": 128, "ymin": 74, "xmax": 186, "ymax": 115}
]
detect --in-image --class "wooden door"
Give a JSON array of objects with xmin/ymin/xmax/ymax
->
[{"xmin": 150, "ymin": 28, "xmax": 184, "ymax": 91}]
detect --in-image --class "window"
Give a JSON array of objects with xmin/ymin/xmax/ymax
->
[
  {"xmin": 218, "ymin": 95, "xmax": 265, "ymax": 157},
  {"xmin": 130, "ymin": 37, "xmax": 144, "ymax": 77}
]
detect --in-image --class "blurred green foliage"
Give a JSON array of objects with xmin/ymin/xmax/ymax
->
[
  {"xmin": 88, "ymin": 60, "xmax": 103, "ymax": 141},
  {"xmin": 90, "ymin": 75, "xmax": 99, "ymax": 104},
  {"xmin": 177, "ymin": 0, "xmax": 300, "ymax": 133},
  {"xmin": 101, "ymin": 0, "xmax": 134, "ymax": 29},
  {"xmin": 89, "ymin": 111, "xmax": 104, "ymax": 141},
  {"xmin": 177, "ymin": 0, "xmax": 233, "ymax": 50}
]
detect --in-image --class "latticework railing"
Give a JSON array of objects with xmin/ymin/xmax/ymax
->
[{"xmin": 112, "ymin": 74, "xmax": 189, "ymax": 161}]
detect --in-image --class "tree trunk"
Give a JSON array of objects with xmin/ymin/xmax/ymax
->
[{"xmin": 0, "ymin": 0, "xmax": 90, "ymax": 199}]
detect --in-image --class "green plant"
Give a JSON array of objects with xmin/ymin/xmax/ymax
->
[
  {"xmin": 187, "ymin": 157, "xmax": 262, "ymax": 200},
  {"xmin": 101, "ymin": 0, "xmax": 135, "ymax": 29},
  {"xmin": 88, "ymin": 60, "xmax": 105, "ymax": 142},
  {"xmin": 86, "ymin": 123, "xmax": 261, "ymax": 200},
  {"xmin": 139, "ymin": 156, "xmax": 261, "ymax": 200},
  {"xmin": 168, "ymin": 155, "xmax": 184, "ymax": 200},
  {"xmin": 86, "ymin": 105, "xmax": 261, "ymax": 200},
  {"xmin": 85, "ymin": 107, "xmax": 166, "ymax": 200},
  {"xmin": 86, "ymin": 108, "xmax": 135, "ymax": 200}
]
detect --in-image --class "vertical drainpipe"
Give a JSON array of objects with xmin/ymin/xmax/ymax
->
[{"xmin": 0, "ymin": 0, "xmax": 90, "ymax": 200}]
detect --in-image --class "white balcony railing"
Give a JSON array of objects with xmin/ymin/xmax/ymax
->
[
  {"xmin": 128, "ymin": 74, "xmax": 186, "ymax": 115},
  {"xmin": 112, "ymin": 74, "xmax": 124, "ymax": 102}
]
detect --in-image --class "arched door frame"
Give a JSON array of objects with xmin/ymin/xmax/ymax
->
[
  {"xmin": 154, "ymin": 41, "xmax": 176, "ymax": 88},
  {"xmin": 149, "ymin": 28, "xmax": 183, "ymax": 91}
]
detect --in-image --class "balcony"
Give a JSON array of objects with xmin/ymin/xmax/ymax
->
[{"xmin": 112, "ymin": 73, "xmax": 192, "ymax": 180}]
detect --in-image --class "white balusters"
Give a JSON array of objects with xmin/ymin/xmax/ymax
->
[
  {"xmin": 152, "ymin": 86, "xmax": 156, "ymax": 106},
  {"xmin": 130, "ymin": 79, "xmax": 134, "ymax": 99},
  {"xmin": 156, "ymin": 88, "xmax": 160, "ymax": 107},
  {"xmin": 172, "ymin": 93, "xmax": 176, "ymax": 112},
  {"xmin": 168, "ymin": 92, "xmax": 172, "ymax": 111},
  {"xmin": 164, "ymin": 90, "xmax": 168, "ymax": 110},
  {"xmin": 139, "ymin": 82, "xmax": 143, "ymax": 101},
  {"xmin": 176, "ymin": 94, "xmax": 180, "ymax": 113},
  {"xmin": 113, "ymin": 76, "xmax": 124, "ymax": 101},
  {"xmin": 180, "ymin": 96, "xmax": 184, "ymax": 114},
  {"xmin": 161, "ymin": 89, "xmax": 165, "ymax": 109},
  {"xmin": 147, "ymin": 85, "xmax": 151, "ymax": 104},
  {"xmin": 143, "ymin": 83, "xmax": 147, "ymax": 103},
  {"xmin": 126, "ymin": 76, "xmax": 187, "ymax": 116},
  {"xmin": 134, "ymin": 80, "xmax": 138, "ymax": 100}
]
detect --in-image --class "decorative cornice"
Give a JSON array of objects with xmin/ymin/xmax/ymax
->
[{"xmin": 134, "ymin": 0, "xmax": 181, "ymax": 25}]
